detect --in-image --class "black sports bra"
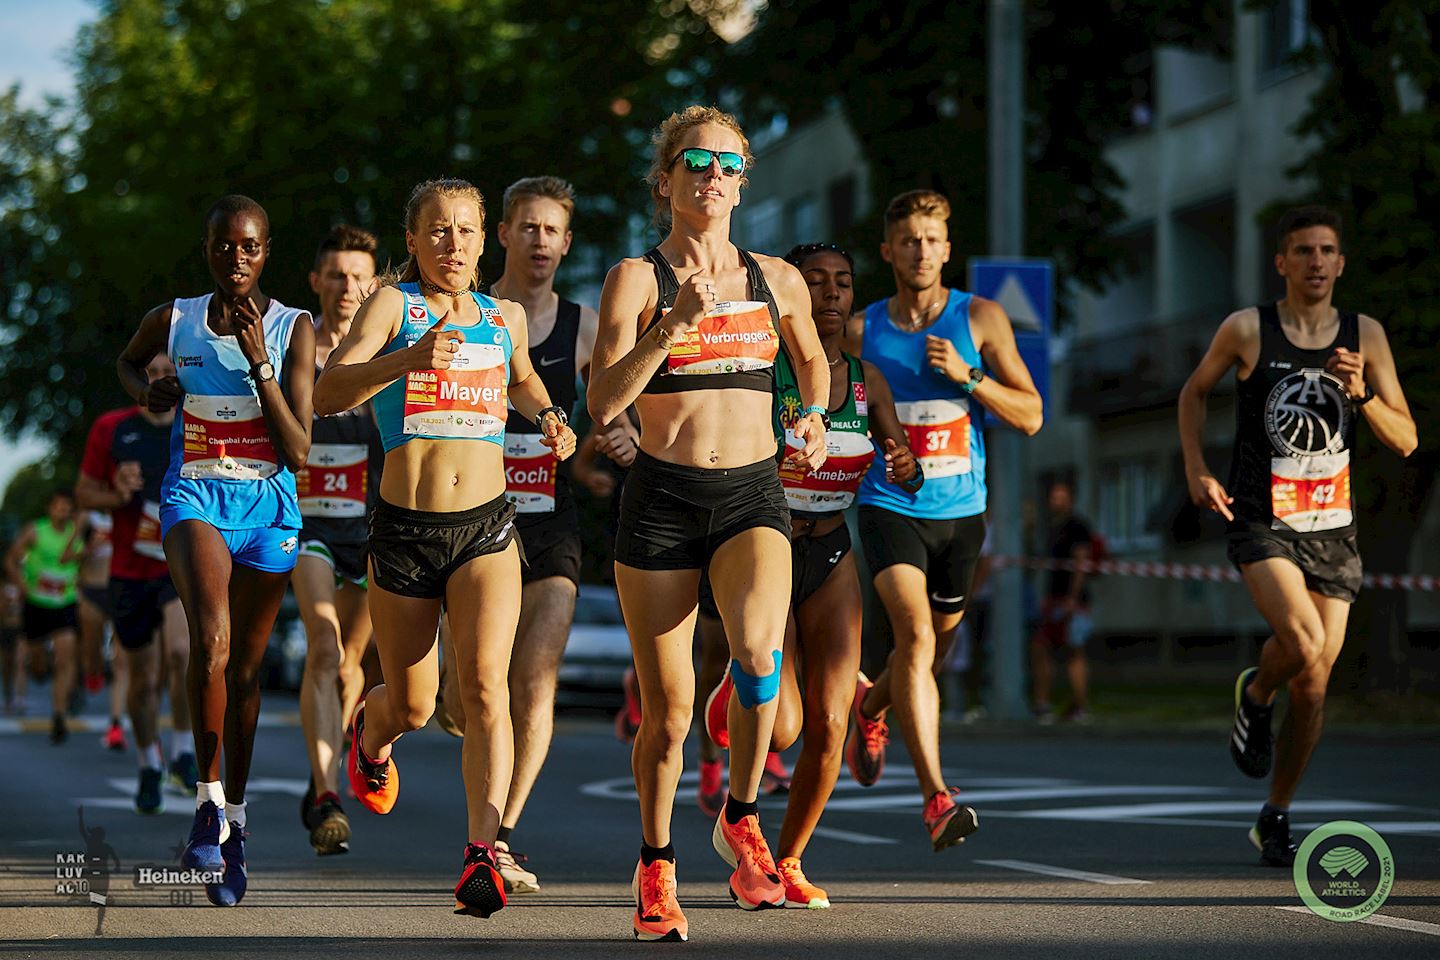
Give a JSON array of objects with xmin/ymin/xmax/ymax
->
[{"xmin": 640, "ymin": 247, "xmax": 782, "ymax": 395}]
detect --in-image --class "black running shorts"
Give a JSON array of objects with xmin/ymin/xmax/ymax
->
[
  {"xmin": 857, "ymin": 507, "xmax": 986, "ymax": 615},
  {"xmin": 22, "ymin": 602, "xmax": 77, "ymax": 640},
  {"xmin": 792, "ymin": 521, "xmax": 852, "ymax": 608},
  {"xmin": 109, "ymin": 575, "xmax": 179, "ymax": 651},
  {"xmin": 615, "ymin": 451, "xmax": 790, "ymax": 571},
  {"xmin": 516, "ymin": 513, "xmax": 582, "ymax": 586},
  {"xmin": 299, "ymin": 537, "xmax": 370, "ymax": 586},
  {"xmin": 369, "ymin": 494, "xmax": 523, "ymax": 600},
  {"xmin": 1226, "ymin": 530, "xmax": 1362, "ymax": 603},
  {"xmin": 79, "ymin": 583, "xmax": 113, "ymax": 618}
]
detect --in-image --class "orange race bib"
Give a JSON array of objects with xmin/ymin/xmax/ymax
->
[
  {"xmin": 134, "ymin": 500, "xmax": 166, "ymax": 561},
  {"xmin": 1271, "ymin": 452, "xmax": 1352, "ymax": 533},
  {"xmin": 666, "ymin": 300, "xmax": 778, "ymax": 375},
  {"xmin": 503, "ymin": 434, "xmax": 558, "ymax": 514},
  {"xmin": 296, "ymin": 443, "xmax": 368, "ymax": 519},
  {"xmin": 180, "ymin": 394, "xmax": 279, "ymax": 480},
  {"xmin": 896, "ymin": 399, "xmax": 971, "ymax": 478},
  {"xmin": 402, "ymin": 342, "xmax": 508, "ymax": 439},
  {"xmin": 780, "ymin": 430, "xmax": 875, "ymax": 513}
]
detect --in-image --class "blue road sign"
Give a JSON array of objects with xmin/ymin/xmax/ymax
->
[{"xmin": 967, "ymin": 258, "xmax": 1053, "ymax": 420}]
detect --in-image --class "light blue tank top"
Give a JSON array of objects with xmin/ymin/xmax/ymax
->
[
  {"xmin": 371, "ymin": 283, "xmax": 514, "ymax": 452},
  {"xmin": 856, "ymin": 288, "xmax": 987, "ymax": 520},
  {"xmin": 162, "ymin": 294, "xmax": 304, "ymax": 530}
]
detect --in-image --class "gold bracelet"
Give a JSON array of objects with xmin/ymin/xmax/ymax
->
[{"xmin": 651, "ymin": 324, "xmax": 675, "ymax": 351}]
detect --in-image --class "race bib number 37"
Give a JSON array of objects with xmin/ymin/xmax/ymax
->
[
  {"xmin": 296, "ymin": 443, "xmax": 368, "ymax": 518},
  {"xmin": 1271, "ymin": 451, "xmax": 1353, "ymax": 533},
  {"xmin": 403, "ymin": 342, "xmax": 508, "ymax": 438},
  {"xmin": 180, "ymin": 394, "xmax": 279, "ymax": 480},
  {"xmin": 896, "ymin": 399, "xmax": 971, "ymax": 478}
]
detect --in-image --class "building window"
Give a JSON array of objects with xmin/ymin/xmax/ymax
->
[
  {"xmin": 740, "ymin": 198, "xmax": 783, "ymax": 255},
  {"xmin": 788, "ymin": 195, "xmax": 819, "ymax": 247},
  {"xmin": 1097, "ymin": 458, "xmax": 1165, "ymax": 550},
  {"xmin": 1259, "ymin": 0, "xmax": 1313, "ymax": 79}
]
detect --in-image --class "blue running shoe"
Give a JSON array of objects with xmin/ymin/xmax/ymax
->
[
  {"xmin": 182, "ymin": 801, "xmax": 229, "ymax": 871},
  {"xmin": 168, "ymin": 752, "xmax": 200, "ymax": 793},
  {"xmin": 205, "ymin": 830, "xmax": 247, "ymax": 907},
  {"xmin": 135, "ymin": 768, "xmax": 165, "ymax": 815}
]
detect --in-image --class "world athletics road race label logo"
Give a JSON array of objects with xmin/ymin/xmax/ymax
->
[{"xmin": 1294, "ymin": 820, "xmax": 1395, "ymax": 922}]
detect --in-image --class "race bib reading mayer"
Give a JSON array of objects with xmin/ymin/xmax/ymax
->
[{"xmin": 402, "ymin": 342, "xmax": 508, "ymax": 438}]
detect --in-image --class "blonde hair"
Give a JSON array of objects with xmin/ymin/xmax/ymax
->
[
  {"xmin": 645, "ymin": 105, "xmax": 754, "ymax": 226},
  {"xmin": 502, "ymin": 176, "xmax": 576, "ymax": 229},
  {"xmin": 884, "ymin": 189, "xmax": 951, "ymax": 233},
  {"xmin": 384, "ymin": 179, "xmax": 487, "ymax": 290}
]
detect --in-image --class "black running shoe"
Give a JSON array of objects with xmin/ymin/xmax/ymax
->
[
  {"xmin": 135, "ymin": 767, "xmax": 165, "ymax": 815},
  {"xmin": 300, "ymin": 777, "xmax": 317, "ymax": 831},
  {"xmin": 1229, "ymin": 668, "xmax": 1273, "ymax": 779},
  {"xmin": 1249, "ymin": 810, "xmax": 1297, "ymax": 867},
  {"xmin": 50, "ymin": 713, "xmax": 68, "ymax": 746},
  {"xmin": 454, "ymin": 842, "xmax": 507, "ymax": 918},
  {"xmin": 309, "ymin": 793, "xmax": 351, "ymax": 856}
]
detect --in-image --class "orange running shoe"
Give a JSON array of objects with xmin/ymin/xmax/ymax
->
[
  {"xmin": 777, "ymin": 856, "xmax": 830, "ymax": 909},
  {"xmin": 844, "ymin": 672, "xmax": 888, "ymax": 787},
  {"xmin": 631, "ymin": 858, "xmax": 687, "ymax": 942},
  {"xmin": 760, "ymin": 751, "xmax": 791, "ymax": 796},
  {"xmin": 348, "ymin": 702, "xmax": 399, "ymax": 815},
  {"xmin": 712, "ymin": 809, "xmax": 785, "ymax": 910},
  {"xmin": 703, "ymin": 671, "xmax": 732, "ymax": 750},
  {"xmin": 923, "ymin": 788, "xmax": 979, "ymax": 852},
  {"xmin": 454, "ymin": 841, "xmax": 506, "ymax": 918},
  {"xmin": 615, "ymin": 667, "xmax": 642, "ymax": 744}
]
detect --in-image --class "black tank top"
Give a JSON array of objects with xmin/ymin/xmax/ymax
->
[
  {"xmin": 1228, "ymin": 304, "xmax": 1360, "ymax": 539},
  {"xmin": 300, "ymin": 364, "xmax": 384, "ymax": 545},
  {"xmin": 640, "ymin": 247, "xmax": 782, "ymax": 394},
  {"xmin": 497, "ymin": 295, "xmax": 581, "ymax": 521}
]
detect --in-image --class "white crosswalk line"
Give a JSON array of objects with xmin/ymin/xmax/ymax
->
[
  {"xmin": 977, "ymin": 859, "xmax": 1150, "ymax": 885},
  {"xmin": 810, "ymin": 826, "xmax": 897, "ymax": 845},
  {"xmin": 1010, "ymin": 799, "xmax": 1402, "ymax": 821},
  {"xmin": 1277, "ymin": 906, "xmax": 1440, "ymax": 937},
  {"xmin": 824, "ymin": 784, "xmax": 1227, "ymax": 812}
]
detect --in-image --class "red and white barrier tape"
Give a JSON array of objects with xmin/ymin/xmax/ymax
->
[{"xmin": 991, "ymin": 556, "xmax": 1437, "ymax": 592}]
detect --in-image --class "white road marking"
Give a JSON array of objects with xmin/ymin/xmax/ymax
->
[
  {"xmin": 1010, "ymin": 800, "xmax": 1402, "ymax": 821},
  {"xmin": 810, "ymin": 826, "xmax": 897, "ymax": 845},
  {"xmin": 977, "ymin": 859, "xmax": 1150, "ymax": 885},
  {"xmin": 824, "ymin": 785, "xmax": 1227, "ymax": 813},
  {"xmin": 1277, "ymin": 906, "xmax": 1440, "ymax": 937},
  {"xmin": 1291, "ymin": 820, "xmax": 1440, "ymax": 837}
]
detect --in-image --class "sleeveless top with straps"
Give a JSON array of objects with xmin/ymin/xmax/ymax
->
[
  {"xmin": 371, "ymin": 283, "xmax": 514, "ymax": 453},
  {"xmin": 639, "ymin": 248, "xmax": 781, "ymax": 394},
  {"xmin": 163, "ymin": 293, "xmax": 304, "ymax": 531},
  {"xmin": 296, "ymin": 341, "xmax": 384, "ymax": 544},
  {"xmin": 775, "ymin": 350, "xmax": 873, "ymax": 517},
  {"xmin": 1228, "ymin": 303, "xmax": 1360, "ymax": 539},
  {"xmin": 23, "ymin": 519, "xmax": 80, "ymax": 609},
  {"xmin": 499, "ymin": 296, "xmax": 581, "ymax": 517},
  {"xmin": 856, "ymin": 289, "xmax": 987, "ymax": 521}
]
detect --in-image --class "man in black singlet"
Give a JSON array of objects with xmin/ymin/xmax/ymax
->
[{"xmin": 1178, "ymin": 206, "xmax": 1416, "ymax": 866}]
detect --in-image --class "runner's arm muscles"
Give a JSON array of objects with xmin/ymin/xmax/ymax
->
[
  {"xmin": 503, "ymin": 301, "xmax": 556, "ymax": 423},
  {"xmin": 1178, "ymin": 310, "xmax": 1252, "ymax": 482},
  {"xmin": 970, "ymin": 298, "xmax": 1042, "ymax": 435},
  {"xmin": 60, "ymin": 520, "xmax": 88, "ymax": 565},
  {"xmin": 76, "ymin": 420, "xmax": 127, "ymax": 512},
  {"xmin": 1355, "ymin": 316, "xmax": 1418, "ymax": 457},
  {"xmin": 587, "ymin": 259, "xmax": 669, "ymax": 425},
  {"xmin": 4, "ymin": 525, "xmax": 34, "ymax": 585},
  {"xmin": 258, "ymin": 313, "xmax": 314, "ymax": 471},
  {"xmin": 576, "ymin": 304, "xmax": 600, "ymax": 385},
  {"xmin": 116, "ymin": 304, "xmax": 175, "ymax": 407},
  {"xmin": 75, "ymin": 474, "xmax": 126, "ymax": 512},
  {"xmin": 772, "ymin": 261, "xmax": 830, "ymax": 415},
  {"xmin": 862, "ymin": 360, "xmax": 919, "ymax": 486},
  {"xmin": 314, "ymin": 287, "xmax": 409, "ymax": 415}
]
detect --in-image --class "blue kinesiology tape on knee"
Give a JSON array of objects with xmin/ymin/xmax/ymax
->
[{"xmin": 730, "ymin": 650, "xmax": 782, "ymax": 708}]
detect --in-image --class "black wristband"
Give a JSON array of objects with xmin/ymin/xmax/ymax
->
[
  {"xmin": 1351, "ymin": 385, "xmax": 1375, "ymax": 407},
  {"xmin": 535, "ymin": 405, "xmax": 568, "ymax": 430}
]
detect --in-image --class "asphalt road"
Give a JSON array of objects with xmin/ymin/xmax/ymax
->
[{"xmin": 3, "ymin": 693, "xmax": 1438, "ymax": 959}]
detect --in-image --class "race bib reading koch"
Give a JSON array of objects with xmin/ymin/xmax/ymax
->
[
  {"xmin": 666, "ymin": 300, "xmax": 778, "ymax": 375},
  {"xmin": 296, "ymin": 443, "xmax": 368, "ymax": 518},
  {"xmin": 134, "ymin": 500, "xmax": 166, "ymax": 561},
  {"xmin": 402, "ymin": 342, "xmax": 508, "ymax": 439},
  {"xmin": 180, "ymin": 394, "xmax": 280, "ymax": 480},
  {"xmin": 780, "ymin": 429, "xmax": 875, "ymax": 513},
  {"xmin": 503, "ymin": 433, "xmax": 558, "ymax": 514},
  {"xmin": 1271, "ymin": 451, "xmax": 1353, "ymax": 533},
  {"xmin": 896, "ymin": 399, "xmax": 971, "ymax": 478}
]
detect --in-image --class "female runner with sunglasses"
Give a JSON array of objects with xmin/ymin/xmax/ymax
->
[
  {"xmin": 704, "ymin": 242, "xmax": 922, "ymax": 908},
  {"xmin": 589, "ymin": 106, "xmax": 829, "ymax": 942},
  {"xmin": 313, "ymin": 178, "xmax": 576, "ymax": 920}
]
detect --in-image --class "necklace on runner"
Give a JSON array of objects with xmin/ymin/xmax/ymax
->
[
  {"xmin": 420, "ymin": 277, "xmax": 468, "ymax": 297},
  {"xmin": 900, "ymin": 298, "xmax": 943, "ymax": 332}
]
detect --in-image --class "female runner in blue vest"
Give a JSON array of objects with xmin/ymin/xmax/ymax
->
[
  {"xmin": 588, "ymin": 106, "xmax": 829, "ymax": 942},
  {"xmin": 314, "ymin": 178, "xmax": 576, "ymax": 920},
  {"xmin": 117, "ymin": 195, "xmax": 315, "ymax": 907}
]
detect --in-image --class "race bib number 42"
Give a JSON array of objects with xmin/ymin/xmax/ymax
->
[
  {"xmin": 503, "ymin": 433, "xmax": 557, "ymax": 514},
  {"xmin": 667, "ymin": 301, "xmax": 778, "ymax": 375},
  {"xmin": 896, "ymin": 399, "xmax": 971, "ymax": 478},
  {"xmin": 403, "ymin": 342, "xmax": 508, "ymax": 438},
  {"xmin": 1271, "ymin": 451, "xmax": 1353, "ymax": 533},
  {"xmin": 180, "ymin": 394, "xmax": 279, "ymax": 480},
  {"xmin": 296, "ymin": 443, "xmax": 368, "ymax": 518}
]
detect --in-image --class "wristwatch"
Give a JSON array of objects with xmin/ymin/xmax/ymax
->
[
  {"xmin": 535, "ymin": 405, "xmax": 569, "ymax": 430},
  {"xmin": 960, "ymin": 367, "xmax": 985, "ymax": 395},
  {"xmin": 803, "ymin": 404, "xmax": 831, "ymax": 430},
  {"xmin": 250, "ymin": 360, "xmax": 275, "ymax": 384},
  {"xmin": 1352, "ymin": 385, "xmax": 1375, "ymax": 407}
]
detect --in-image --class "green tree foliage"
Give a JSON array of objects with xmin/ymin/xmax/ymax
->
[
  {"xmin": 718, "ymin": 0, "xmax": 1232, "ymax": 306},
  {"xmin": 0, "ymin": 0, "xmax": 738, "ymax": 461}
]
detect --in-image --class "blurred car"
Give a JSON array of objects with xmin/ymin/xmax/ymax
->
[{"xmin": 557, "ymin": 583, "xmax": 631, "ymax": 710}]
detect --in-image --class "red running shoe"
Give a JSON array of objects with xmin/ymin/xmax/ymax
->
[
  {"xmin": 348, "ymin": 702, "xmax": 399, "ymax": 815},
  {"xmin": 844, "ymin": 672, "xmax": 888, "ymax": 787},
  {"xmin": 454, "ymin": 841, "xmax": 507, "ymax": 918},
  {"xmin": 614, "ymin": 667, "xmax": 642, "ymax": 744},
  {"xmin": 703, "ymin": 672, "xmax": 732, "ymax": 750},
  {"xmin": 697, "ymin": 758, "xmax": 725, "ymax": 818}
]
